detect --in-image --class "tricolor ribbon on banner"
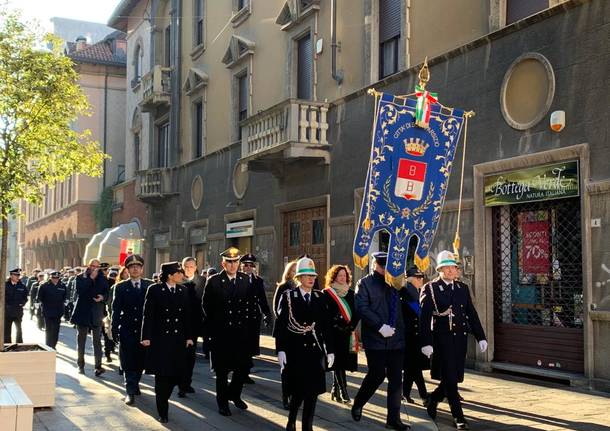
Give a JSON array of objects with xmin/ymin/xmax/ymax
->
[{"xmin": 414, "ymin": 84, "xmax": 438, "ymax": 129}]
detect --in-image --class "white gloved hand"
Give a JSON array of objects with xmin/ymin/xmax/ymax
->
[
  {"xmin": 327, "ymin": 353, "xmax": 335, "ymax": 368},
  {"xmin": 278, "ymin": 351, "xmax": 287, "ymax": 371},
  {"xmin": 378, "ymin": 324, "xmax": 396, "ymax": 338},
  {"xmin": 421, "ymin": 345, "xmax": 434, "ymax": 358},
  {"xmin": 479, "ymin": 340, "xmax": 488, "ymax": 353}
]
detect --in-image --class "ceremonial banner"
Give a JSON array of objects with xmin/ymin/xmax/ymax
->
[
  {"xmin": 354, "ymin": 92, "xmax": 466, "ymax": 288},
  {"xmin": 119, "ymin": 238, "xmax": 142, "ymax": 265}
]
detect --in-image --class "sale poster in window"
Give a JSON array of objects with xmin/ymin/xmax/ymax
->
[{"xmin": 519, "ymin": 211, "xmax": 550, "ymax": 277}]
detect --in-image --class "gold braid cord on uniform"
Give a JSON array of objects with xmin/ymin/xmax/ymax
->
[
  {"xmin": 284, "ymin": 291, "xmax": 327, "ymax": 357},
  {"xmin": 427, "ymin": 278, "xmax": 454, "ymax": 331}
]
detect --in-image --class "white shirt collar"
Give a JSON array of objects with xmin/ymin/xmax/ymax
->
[
  {"xmin": 299, "ymin": 287, "xmax": 312, "ymax": 298},
  {"xmin": 441, "ymin": 278, "xmax": 454, "ymax": 287},
  {"xmin": 166, "ymin": 282, "xmax": 176, "ymax": 289}
]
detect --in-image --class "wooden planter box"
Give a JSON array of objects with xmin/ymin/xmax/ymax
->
[{"xmin": 0, "ymin": 344, "xmax": 56, "ymax": 408}]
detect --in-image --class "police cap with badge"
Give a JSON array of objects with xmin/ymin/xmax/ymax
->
[
  {"xmin": 160, "ymin": 261, "xmax": 183, "ymax": 276},
  {"xmin": 372, "ymin": 251, "xmax": 388, "ymax": 267},
  {"xmin": 240, "ymin": 253, "xmax": 257, "ymax": 264},
  {"xmin": 50, "ymin": 270, "xmax": 61, "ymax": 278},
  {"xmin": 124, "ymin": 254, "xmax": 145, "ymax": 268},
  {"xmin": 220, "ymin": 247, "xmax": 242, "ymax": 261},
  {"xmin": 9, "ymin": 268, "xmax": 22, "ymax": 276}
]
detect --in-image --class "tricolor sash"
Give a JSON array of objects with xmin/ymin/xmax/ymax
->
[{"xmin": 325, "ymin": 287, "xmax": 359, "ymax": 353}]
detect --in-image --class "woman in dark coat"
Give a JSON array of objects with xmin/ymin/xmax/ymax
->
[
  {"xmin": 272, "ymin": 260, "xmax": 297, "ymax": 409},
  {"xmin": 141, "ymin": 262, "xmax": 193, "ymax": 423},
  {"xmin": 400, "ymin": 267, "xmax": 429, "ymax": 404},
  {"xmin": 322, "ymin": 264, "xmax": 359, "ymax": 404},
  {"xmin": 275, "ymin": 257, "xmax": 335, "ymax": 431}
]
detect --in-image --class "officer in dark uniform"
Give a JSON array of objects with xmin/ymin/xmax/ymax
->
[
  {"xmin": 29, "ymin": 272, "xmax": 45, "ymax": 327},
  {"xmin": 400, "ymin": 267, "xmax": 429, "ymax": 404},
  {"xmin": 141, "ymin": 261, "xmax": 193, "ymax": 423},
  {"xmin": 201, "ymin": 247, "xmax": 251, "ymax": 416},
  {"xmin": 37, "ymin": 271, "xmax": 67, "ymax": 349},
  {"xmin": 240, "ymin": 253, "xmax": 271, "ymax": 384},
  {"xmin": 420, "ymin": 251, "xmax": 487, "ymax": 430},
  {"xmin": 112, "ymin": 255, "xmax": 152, "ymax": 405},
  {"xmin": 4, "ymin": 268, "xmax": 28, "ymax": 343},
  {"xmin": 275, "ymin": 257, "xmax": 335, "ymax": 431},
  {"xmin": 178, "ymin": 256, "xmax": 205, "ymax": 396},
  {"xmin": 26, "ymin": 268, "xmax": 41, "ymax": 296},
  {"xmin": 64, "ymin": 268, "xmax": 79, "ymax": 321}
]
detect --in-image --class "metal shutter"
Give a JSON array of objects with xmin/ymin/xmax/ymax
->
[
  {"xmin": 379, "ymin": 0, "xmax": 401, "ymax": 43},
  {"xmin": 297, "ymin": 33, "xmax": 312, "ymax": 100}
]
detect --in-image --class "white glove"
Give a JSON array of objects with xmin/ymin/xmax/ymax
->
[
  {"xmin": 378, "ymin": 324, "xmax": 396, "ymax": 338},
  {"xmin": 278, "ymin": 351, "xmax": 287, "ymax": 371},
  {"xmin": 327, "ymin": 353, "xmax": 335, "ymax": 368},
  {"xmin": 479, "ymin": 340, "xmax": 488, "ymax": 353},
  {"xmin": 421, "ymin": 345, "xmax": 433, "ymax": 358}
]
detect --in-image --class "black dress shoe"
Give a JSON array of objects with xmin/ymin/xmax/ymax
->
[
  {"xmin": 232, "ymin": 398, "xmax": 248, "ymax": 410},
  {"xmin": 351, "ymin": 405, "xmax": 362, "ymax": 421},
  {"xmin": 218, "ymin": 406, "xmax": 232, "ymax": 416},
  {"xmin": 78, "ymin": 367, "xmax": 85, "ymax": 375},
  {"xmin": 422, "ymin": 394, "xmax": 430, "ymax": 407},
  {"xmin": 186, "ymin": 386, "xmax": 195, "ymax": 393},
  {"xmin": 124, "ymin": 394, "xmax": 135, "ymax": 405},
  {"xmin": 244, "ymin": 376, "xmax": 255, "ymax": 384},
  {"xmin": 454, "ymin": 417, "xmax": 469, "ymax": 430},
  {"xmin": 158, "ymin": 417, "xmax": 168, "ymax": 424},
  {"xmin": 94, "ymin": 368, "xmax": 105, "ymax": 377},
  {"xmin": 403, "ymin": 395, "xmax": 415, "ymax": 404},
  {"xmin": 427, "ymin": 397, "xmax": 439, "ymax": 420},
  {"xmin": 178, "ymin": 391, "xmax": 187, "ymax": 398},
  {"xmin": 385, "ymin": 421, "xmax": 410, "ymax": 430}
]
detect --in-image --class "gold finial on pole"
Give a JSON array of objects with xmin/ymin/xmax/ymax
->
[{"xmin": 418, "ymin": 57, "xmax": 430, "ymax": 89}]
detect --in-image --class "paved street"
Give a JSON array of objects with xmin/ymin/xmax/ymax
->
[{"xmin": 13, "ymin": 318, "xmax": 609, "ymax": 431}]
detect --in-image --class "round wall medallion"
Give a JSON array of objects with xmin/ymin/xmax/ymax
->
[
  {"xmin": 232, "ymin": 161, "xmax": 249, "ymax": 199},
  {"xmin": 500, "ymin": 53, "xmax": 555, "ymax": 130},
  {"xmin": 191, "ymin": 175, "xmax": 203, "ymax": 210}
]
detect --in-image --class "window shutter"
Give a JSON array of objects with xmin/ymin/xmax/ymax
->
[
  {"xmin": 239, "ymin": 75, "xmax": 248, "ymax": 119},
  {"xmin": 297, "ymin": 33, "xmax": 312, "ymax": 100},
  {"xmin": 379, "ymin": 0, "xmax": 401, "ymax": 43}
]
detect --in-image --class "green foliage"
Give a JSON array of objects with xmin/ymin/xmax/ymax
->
[
  {"xmin": 0, "ymin": 8, "xmax": 107, "ymax": 218},
  {"xmin": 94, "ymin": 187, "xmax": 114, "ymax": 231}
]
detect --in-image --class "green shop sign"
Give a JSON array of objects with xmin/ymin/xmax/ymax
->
[{"xmin": 484, "ymin": 160, "xmax": 579, "ymax": 207}]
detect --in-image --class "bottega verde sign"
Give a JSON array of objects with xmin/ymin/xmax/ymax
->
[{"xmin": 484, "ymin": 160, "xmax": 579, "ymax": 207}]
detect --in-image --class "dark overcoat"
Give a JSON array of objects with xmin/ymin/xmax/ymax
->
[
  {"xmin": 399, "ymin": 283, "xmax": 430, "ymax": 372},
  {"xmin": 4, "ymin": 280, "xmax": 28, "ymax": 319},
  {"xmin": 322, "ymin": 288, "xmax": 359, "ymax": 372},
  {"xmin": 419, "ymin": 278, "xmax": 486, "ymax": 383},
  {"xmin": 275, "ymin": 287, "xmax": 334, "ymax": 397},
  {"xmin": 245, "ymin": 274, "xmax": 271, "ymax": 356},
  {"xmin": 141, "ymin": 282, "xmax": 193, "ymax": 376},
  {"xmin": 201, "ymin": 271, "xmax": 251, "ymax": 372},
  {"xmin": 37, "ymin": 281, "xmax": 67, "ymax": 319},
  {"xmin": 111, "ymin": 278, "xmax": 151, "ymax": 371},
  {"xmin": 181, "ymin": 273, "xmax": 206, "ymax": 338},
  {"xmin": 70, "ymin": 272, "xmax": 108, "ymax": 327}
]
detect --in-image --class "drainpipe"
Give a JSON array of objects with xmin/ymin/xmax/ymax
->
[
  {"xmin": 330, "ymin": 0, "xmax": 343, "ymax": 84},
  {"xmin": 103, "ymin": 72, "xmax": 109, "ymax": 188},
  {"xmin": 170, "ymin": 0, "xmax": 182, "ymax": 167}
]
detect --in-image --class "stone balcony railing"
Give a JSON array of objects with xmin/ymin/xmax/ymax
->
[
  {"xmin": 139, "ymin": 65, "xmax": 171, "ymax": 112},
  {"xmin": 135, "ymin": 168, "xmax": 178, "ymax": 202},
  {"xmin": 239, "ymin": 99, "xmax": 330, "ymax": 170}
]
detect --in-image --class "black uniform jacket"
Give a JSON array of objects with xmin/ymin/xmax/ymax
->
[
  {"xmin": 322, "ymin": 288, "xmax": 359, "ymax": 372},
  {"xmin": 5, "ymin": 280, "xmax": 28, "ymax": 319},
  {"xmin": 419, "ymin": 278, "xmax": 486, "ymax": 383},
  {"xmin": 399, "ymin": 283, "xmax": 429, "ymax": 371},
  {"xmin": 201, "ymin": 270, "xmax": 251, "ymax": 372},
  {"xmin": 37, "ymin": 281, "xmax": 67, "ymax": 319},
  {"xmin": 245, "ymin": 274, "xmax": 271, "ymax": 356},
  {"xmin": 275, "ymin": 287, "xmax": 335, "ymax": 397},
  {"xmin": 181, "ymin": 274, "xmax": 206, "ymax": 338},
  {"xmin": 70, "ymin": 272, "xmax": 108, "ymax": 327},
  {"xmin": 111, "ymin": 278, "xmax": 152, "ymax": 371},
  {"xmin": 141, "ymin": 282, "xmax": 193, "ymax": 376}
]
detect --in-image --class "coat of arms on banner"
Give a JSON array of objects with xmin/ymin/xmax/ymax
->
[{"xmin": 353, "ymin": 87, "xmax": 469, "ymax": 289}]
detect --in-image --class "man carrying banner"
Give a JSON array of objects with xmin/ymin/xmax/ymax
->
[{"xmin": 420, "ymin": 250, "xmax": 487, "ymax": 430}]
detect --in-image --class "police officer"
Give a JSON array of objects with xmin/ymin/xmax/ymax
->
[
  {"xmin": 26, "ymin": 268, "xmax": 41, "ymax": 295},
  {"xmin": 240, "ymin": 253, "xmax": 271, "ymax": 384},
  {"xmin": 111, "ymin": 255, "xmax": 152, "ymax": 405},
  {"xmin": 420, "ymin": 251, "xmax": 487, "ymax": 430},
  {"xmin": 29, "ymin": 272, "xmax": 45, "ymax": 327},
  {"xmin": 201, "ymin": 247, "xmax": 251, "ymax": 416},
  {"xmin": 275, "ymin": 257, "xmax": 335, "ymax": 431},
  {"xmin": 351, "ymin": 252, "xmax": 409, "ymax": 430},
  {"xmin": 178, "ymin": 256, "xmax": 205, "ymax": 397},
  {"xmin": 37, "ymin": 271, "xmax": 68, "ymax": 349},
  {"xmin": 64, "ymin": 267, "xmax": 80, "ymax": 321},
  {"xmin": 400, "ymin": 267, "xmax": 429, "ymax": 404},
  {"xmin": 141, "ymin": 262, "xmax": 193, "ymax": 423},
  {"xmin": 4, "ymin": 268, "xmax": 28, "ymax": 343}
]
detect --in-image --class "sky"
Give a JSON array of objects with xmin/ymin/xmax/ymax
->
[{"xmin": 6, "ymin": 0, "xmax": 123, "ymax": 30}]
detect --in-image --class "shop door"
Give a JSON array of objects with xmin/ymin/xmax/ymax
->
[
  {"xmin": 283, "ymin": 206, "xmax": 327, "ymax": 277},
  {"xmin": 492, "ymin": 198, "xmax": 584, "ymax": 373}
]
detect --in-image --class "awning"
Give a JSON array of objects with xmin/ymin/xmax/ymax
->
[
  {"xmin": 82, "ymin": 228, "xmax": 113, "ymax": 265},
  {"xmin": 97, "ymin": 221, "xmax": 143, "ymax": 265}
]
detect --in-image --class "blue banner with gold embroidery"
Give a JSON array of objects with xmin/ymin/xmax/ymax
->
[{"xmin": 354, "ymin": 92, "xmax": 465, "ymax": 288}]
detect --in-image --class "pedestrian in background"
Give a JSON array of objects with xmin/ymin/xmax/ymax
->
[
  {"xmin": 420, "ymin": 251, "xmax": 487, "ymax": 430},
  {"xmin": 4, "ymin": 268, "xmax": 28, "ymax": 343},
  {"xmin": 37, "ymin": 270, "xmax": 67, "ymax": 349},
  {"xmin": 141, "ymin": 261, "xmax": 193, "ymax": 423},
  {"xmin": 272, "ymin": 259, "xmax": 298, "ymax": 409},
  {"xmin": 323, "ymin": 264, "xmax": 359, "ymax": 404},
  {"xmin": 400, "ymin": 267, "xmax": 429, "ymax": 405},
  {"xmin": 351, "ymin": 252, "xmax": 409, "ymax": 430}
]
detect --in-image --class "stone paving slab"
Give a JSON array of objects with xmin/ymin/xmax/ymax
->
[{"xmin": 8, "ymin": 318, "xmax": 609, "ymax": 430}]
